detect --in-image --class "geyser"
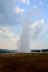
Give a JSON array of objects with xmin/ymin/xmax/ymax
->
[
  {"xmin": 18, "ymin": 18, "xmax": 30, "ymax": 53},
  {"xmin": 18, "ymin": 8, "xmax": 39, "ymax": 53}
]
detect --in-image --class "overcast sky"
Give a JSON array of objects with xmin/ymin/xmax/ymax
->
[{"xmin": 0, "ymin": 0, "xmax": 48, "ymax": 50}]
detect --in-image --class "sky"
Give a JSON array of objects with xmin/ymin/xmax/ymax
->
[{"xmin": 0, "ymin": 0, "xmax": 48, "ymax": 50}]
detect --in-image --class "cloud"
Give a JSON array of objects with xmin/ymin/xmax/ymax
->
[
  {"xmin": 0, "ymin": 0, "xmax": 24, "ymax": 26},
  {"xmin": 0, "ymin": 26, "xmax": 19, "ymax": 50},
  {"xmin": 39, "ymin": 0, "xmax": 43, "ymax": 5},
  {"xmin": 34, "ymin": 5, "xmax": 37, "ymax": 8},
  {"xmin": 20, "ymin": 0, "xmax": 30, "ymax": 4},
  {"xmin": 0, "ymin": 26, "xmax": 14, "ymax": 38},
  {"xmin": 31, "ymin": 19, "xmax": 47, "ymax": 39},
  {"xmin": 15, "ymin": 7, "xmax": 24, "ymax": 14}
]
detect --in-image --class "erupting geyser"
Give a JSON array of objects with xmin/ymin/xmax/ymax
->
[{"xmin": 18, "ymin": 19, "xmax": 31, "ymax": 53}]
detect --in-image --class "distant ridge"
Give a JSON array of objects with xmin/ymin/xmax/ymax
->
[
  {"xmin": 31, "ymin": 49, "xmax": 48, "ymax": 52},
  {"xmin": 31, "ymin": 50, "xmax": 40, "ymax": 52},
  {"xmin": 0, "ymin": 49, "xmax": 48, "ymax": 53},
  {"xmin": 0, "ymin": 49, "xmax": 17, "ymax": 53},
  {"xmin": 41, "ymin": 49, "xmax": 48, "ymax": 52}
]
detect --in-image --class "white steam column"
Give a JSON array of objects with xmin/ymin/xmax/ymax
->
[{"xmin": 18, "ymin": 19, "xmax": 30, "ymax": 53}]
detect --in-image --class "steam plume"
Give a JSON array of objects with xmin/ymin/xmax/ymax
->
[
  {"xmin": 18, "ymin": 18, "xmax": 31, "ymax": 53},
  {"xmin": 18, "ymin": 8, "xmax": 40, "ymax": 53}
]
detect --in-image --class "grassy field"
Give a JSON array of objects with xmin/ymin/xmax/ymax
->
[{"xmin": 0, "ymin": 53, "xmax": 48, "ymax": 72}]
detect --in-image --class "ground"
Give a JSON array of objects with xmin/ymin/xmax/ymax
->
[{"xmin": 0, "ymin": 53, "xmax": 48, "ymax": 72}]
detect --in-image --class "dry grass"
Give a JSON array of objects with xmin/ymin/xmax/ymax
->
[{"xmin": 0, "ymin": 53, "xmax": 48, "ymax": 72}]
